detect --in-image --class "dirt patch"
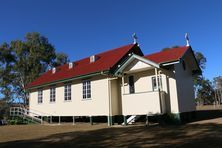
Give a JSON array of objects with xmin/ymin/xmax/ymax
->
[
  {"xmin": 197, "ymin": 105, "xmax": 222, "ymax": 110},
  {"xmin": 1, "ymin": 118, "xmax": 222, "ymax": 148},
  {"xmin": 0, "ymin": 123, "xmax": 108, "ymax": 142}
]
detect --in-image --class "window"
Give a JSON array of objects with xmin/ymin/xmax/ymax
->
[
  {"xmin": 128, "ymin": 76, "xmax": 135, "ymax": 94},
  {"xmin": 83, "ymin": 80, "xmax": 91, "ymax": 99},
  {"xmin": 38, "ymin": 90, "xmax": 43, "ymax": 103},
  {"xmin": 64, "ymin": 84, "xmax": 71, "ymax": 101},
  {"xmin": 50, "ymin": 87, "xmax": 56, "ymax": 102},
  {"xmin": 152, "ymin": 76, "xmax": 162, "ymax": 91}
]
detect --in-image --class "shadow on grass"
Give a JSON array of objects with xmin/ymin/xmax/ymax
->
[{"xmin": 1, "ymin": 122, "xmax": 222, "ymax": 148}]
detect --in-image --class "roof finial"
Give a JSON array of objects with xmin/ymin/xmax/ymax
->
[
  {"xmin": 132, "ymin": 33, "xmax": 138, "ymax": 45},
  {"xmin": 185, "ymin": 33, "xmax": 190, "ymax": 46}
]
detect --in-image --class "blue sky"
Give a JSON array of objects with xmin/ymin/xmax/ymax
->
[{"xmin": 0, "ymin": 0, "xmax": 221, "ymax": 80}]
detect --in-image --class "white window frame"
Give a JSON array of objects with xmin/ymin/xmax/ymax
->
[
  {"xmin": 152, "ymin": 76, "xmax": 162, "ymax": 91},
  {"xmin": 83, "ymin": 80, "xmax": 91, "ymax": 99},
  {"xmin": 38, "ymin": 90, "xmax": 43, "ymax": 104},
  {"xmin": 64, "ymin": 84, "xmax": 71, "ymax": 101},
  {"xmin": 50, "ymin": 87, "xmax": 56, "ymax": 102}
]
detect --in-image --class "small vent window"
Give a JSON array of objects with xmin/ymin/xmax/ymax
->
[
  {"xmin": 52, "ymin": 68, "xmax": 56, "ymax": 74},
  {"xmin": 69, "ymin": 62, "xmax": 73, "ymax": 69},
  {"xmin": 90, "ymin": 55, "xmax": 99, "ymax": 63}
]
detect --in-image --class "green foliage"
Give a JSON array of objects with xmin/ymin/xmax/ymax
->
[
  {"xmin": 8, "ymin": 117, "xmax": 30, "ymax": 125},
  {"xmin": 193, "ymin": 52, "xmax": 206, "ymax": 86},
  {"xmin": 0, "ymin": 100, "xmax": 10, "ymax": 119},
  {"xmin": 0, "ymin": 32, "xmax": 69, "ymax": 112},
  {"xmin": 54, "ymin": 52, "xmax": 69, "ymax": 67},
  {"xmin": 192, "ymin": 52, "xmax": 214, "ymax": 104},
  {"xmin": 194, "ymin": 52, "xmax": 206, "ymax": 70},
  {"xmin": 161, "ymin": 45, "xmax": 180, "ymax": 51},
  {"xmin": 213, "ymin": 76, "xmax": 222, "ymax": 90},
  {"xmin": 0, "ymin": 43, "xmax": 15, "ymax": 119},
  {"xmin": 10, "ymin": 32, "xmax": 58, "ymax": 104},
  {"xmin": 196, "ymin": 78, "xmax": 215, "ymax": 105}
]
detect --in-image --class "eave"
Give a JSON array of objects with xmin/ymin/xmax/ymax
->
[{"xmin": 27, "ymin": 70, "xmax": 109, "ymax": 91}]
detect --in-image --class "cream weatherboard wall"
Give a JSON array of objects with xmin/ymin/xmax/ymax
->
[
  {"xmin": 122, "ymin": 91, "xmax": 162, "ymax": 115},
  {"xmin": 121, "ymin": 65, "xmax": 167, "ymax": 115},
  {"xmin": 29, "ymin": 60, "xmax": 196, "ymax": 117},
  {"xmin": 123, "ymin": 70, "xmax": 156, "ymax": 94},
  {"xmin": 29, "ymin": 75, "xmax": 110, "ymax": 116},
  {"xmin": 110, "ymin": 79, "xmax": 122, "ymax": 116},
  {"xmin": 175, "ymin": 62, "xmax": 195, "ymax": 113},
  {"xmin": 162, "ymin": 69, "xmax": 180, "ymax": 114},
  {"xmin": 160, "ymin": 62, "xmax": 195, "ymax": 114},
  {"xmin": 120, "ymin": 58, "xmax": 183, "ymax": 115},
  {"xmin": 124, "ymin": 60, "xmax": 153, "ymax": 72}
]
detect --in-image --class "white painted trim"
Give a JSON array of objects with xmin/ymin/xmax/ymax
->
[
  {"xmin": 115, "ymin": 54, "xmax": 159, "ymax": 75},
  {"xmin": 108, "ymin": 78, "xmax": 112, "ymax": 117},
  {"xmin": 133, "ymin": 54, "xmax": 159, "ymax": 68},
  {"xmin": 122, "ymin": 76, "xmax": 125, "ymax": 94},
  {"xmin": 161, "ymin": 61, "xmax": 180, "ymax": 66},
  {"xmin": 155, "ymin": 68, "xmax": 159, "ymax": 90},
  {"xmin": 124, "ymin": 67, "xmax": 154, "ymax": 74}
]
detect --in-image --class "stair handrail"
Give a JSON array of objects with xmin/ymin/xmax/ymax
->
[
  {"xmin": 10, "ymin": 107, "xmax": 43, "ymax": 123},
  {"xmin": 10, "ymin": 106, "xmax": 53, "ymax": 117},
  {"xmin": 127, "ymin": 115, "xmax": 137, "ymax": 123},
  {"xmin": 28, "ymin": 108, "xmax": 54, "ymax": 117}
]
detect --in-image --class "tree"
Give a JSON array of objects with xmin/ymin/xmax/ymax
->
[
  {"xmin": 11, "ymin": 33, "xmax": 58, "ymax": 105},
  {"xmin": 196, "ymin": 78, "xmax": 215, "ymax": 105},
  {"xmin": 213, "ymin": 76, "xmax": 222, "ymax": 104},
  {"xmin": 213, "ymin": 76, "xmax": 222, "ymax": 90},
  {"xmin": 162, "ymin": 45, "xmax": 180, "ymax": 51},
  {"xmin": 53, "ymin": 52, "xmax": 69, "ymax": 67},
  {"xmin": 194, "ymin": 52, "xmax": 207, "ymax": 71},
  {"xmin": 0, "ymin": 32, "xmax": 69, "ymax": 108},
  {"xmin": 0, "ymin": 43, "xmax": 15, "ymax": 119},
  {"xmin": 193, "ymin": 52, "xmax": 207, "ymax": 92}
]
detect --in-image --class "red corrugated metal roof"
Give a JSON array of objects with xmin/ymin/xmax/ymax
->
[
  {"xmin": 26, "ymin": 44, "xmax": 135, "ymax": 88},
  {"xmin": 144, "ymin": 46, "xmax": 189, "ymax": 64},
  {"xmin": 27, "ymin": 45, "xmax": 189, "ymax": 89}
]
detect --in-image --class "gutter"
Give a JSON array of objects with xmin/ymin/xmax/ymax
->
[{"xmin": 160, "ymin": 60, "xmax": 180, "ymax": 66}]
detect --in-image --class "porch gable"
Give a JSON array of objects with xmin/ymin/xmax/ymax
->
[{"xmin": 114, "ymin": 54, "xmax": 159, "ymax": 75}]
